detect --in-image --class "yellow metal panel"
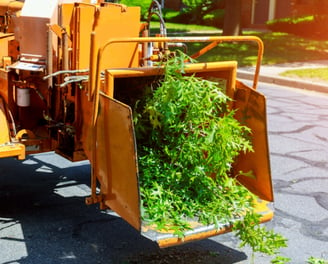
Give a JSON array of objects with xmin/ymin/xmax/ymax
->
[
  {"xmin": 104, "ymin": 61, "xmax": 237, "ymax": 98},
  {"xmin": 0, "ymin": 33, "xmax": 14, "ymax": 63},
  {"xmin": 0, "ymin": 96, "xmax": 25, "ymax": 160},
  {"xmin": 0, "ymin": 96, "xmax": 10, "ymax": 144},
  {"xmin": 0, "ymin": 143, "xmax": 25, "ymax": 160},
  {"xmin": 72, "ymin": 4, "xmax": 140, "ymax": 70},
  {"xmin": 0, "ymin": 69, "xmax": 10, "ymax": 109},
  {"xmin": 77, "ymin": 86, "xmax": 94, "ymax": 159},
  {"xmin": 233, "ymin": 80, "xmax": 273, "ymax": 201},
  {"xmin": 94, "ymin": 93, "xmax": 140, "ymax": 230},
  {"xmin": 59, "ymin": 3, "xmax": 75, "ymax": 39},
  {"xmin": 72, "ymin": 4, "xmax": 94, "ymax": 69},
  {"xmin": 93, "ymin": 5, "xmax": 140, "ymax": 70},
  {"xmin": 142, "ymin": 199, "xmax": 273, "ymax": 248}
]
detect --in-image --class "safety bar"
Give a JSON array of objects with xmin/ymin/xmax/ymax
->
[{"xmin": 89, "ymin": 35, "xmax": 263, "ymax": 125}]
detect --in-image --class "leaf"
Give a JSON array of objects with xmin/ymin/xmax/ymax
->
[{"xmin": 237, "ymin": 170, "xmax": 256, "ymax": 179}]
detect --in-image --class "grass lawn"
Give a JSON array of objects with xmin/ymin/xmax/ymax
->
[
  {"xmin": 150, "ymin": 22, "xmax": 328, "ymax": 67},
  {"xmin": 280, "ymin": 68, "xmax": 328, "ymax": 83},
  {"xmin": 151, "ymin": 22, "xmax": 220, "ymax": 32}
]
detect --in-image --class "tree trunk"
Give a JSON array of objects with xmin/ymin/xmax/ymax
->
[{"xmin": 222, "ymin": 0, "xmax": 242, "ymax": 36}]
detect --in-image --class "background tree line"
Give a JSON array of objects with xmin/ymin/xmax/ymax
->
[
  {"xmin": 119, "ymin": 0, "xmax": 242, "ymax": 36},
  {"xmin": 119, "ymin": 0, "xmax": 327, "ymax": 40}
]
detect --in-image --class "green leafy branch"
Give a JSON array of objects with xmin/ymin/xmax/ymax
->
[{"xmin": 133, "ymin": 50, "xmax": 288, "ymax": 261}]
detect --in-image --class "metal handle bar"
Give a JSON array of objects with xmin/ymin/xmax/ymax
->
[{"xmin": 89, "ymin": 35, "xmax": 264, "ymax": 125}]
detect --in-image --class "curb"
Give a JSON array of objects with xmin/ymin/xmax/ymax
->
[{"xmin": 237, "ymin": 70, "xmax": 328, "ymax": 94}]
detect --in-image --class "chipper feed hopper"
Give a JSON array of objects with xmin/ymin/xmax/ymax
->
[{"xmin": 0, "ymin": 0, "xmax": 273, "ymax": 247}]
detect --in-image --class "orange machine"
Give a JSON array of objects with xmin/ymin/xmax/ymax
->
[{"xmin": 0, "ymin": 0, "xmax": 273, "ymax": 247}]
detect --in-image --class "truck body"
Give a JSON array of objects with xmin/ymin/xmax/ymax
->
[{"xmin": 0, "ymin": 0, "xmax": 273, "ymax": 247}]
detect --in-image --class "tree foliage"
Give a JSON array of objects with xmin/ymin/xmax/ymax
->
[{"xmin": 181, "ymin": 0, "xmax": 224, "ymax": 25}]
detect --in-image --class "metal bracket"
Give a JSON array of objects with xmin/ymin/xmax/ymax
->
[
  {"xmin": 85, "ymin": 194, "xmax": 107, "ymax": 210},
  {"xmin": 85, "ymin": 194, "xmax": 102, "ymax": 205}
]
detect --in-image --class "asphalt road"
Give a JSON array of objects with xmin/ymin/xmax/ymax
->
[{"xmin": 1, "ymin": 82, "xmax": 328, "ymax": 264}]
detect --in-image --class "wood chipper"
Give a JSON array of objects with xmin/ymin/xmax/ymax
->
[{"xmin": 0, "ymin": 0, "xmax": 273, "ymax": 247}]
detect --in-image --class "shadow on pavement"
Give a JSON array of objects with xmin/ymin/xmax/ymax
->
[{"xmin": 0, "ymin": 152, "xmax": 247, "ymax": 264}]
